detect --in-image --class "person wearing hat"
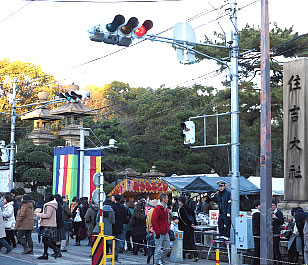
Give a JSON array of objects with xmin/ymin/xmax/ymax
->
[
  {"xmin": 210, "ymin": 180, "xmax": 231, "ymax": 239},
  {"xmin": 102, "ymin": 198, "xmax": 115, "ymax": 253}
]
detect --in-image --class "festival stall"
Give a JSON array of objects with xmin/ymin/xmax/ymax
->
[{"xmin": 109, "ymin": 178, "xmax": 169, "ymax": 200}]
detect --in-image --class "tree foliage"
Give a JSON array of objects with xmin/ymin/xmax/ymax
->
[
  {"xmin": 0, "ymin": 59, "xmax": 59, "ymax": 114},
  {"xmin": 194, "ymin": 24, "xmax": 307, "ymax": 84},
  {"xmin": 15, "ymin": 139, "xmax": 54, "ymax": 192}
]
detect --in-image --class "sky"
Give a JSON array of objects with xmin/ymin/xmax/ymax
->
[{"xmin": 0, "ymin": 0, "xmax": 307, "ymax": 90}]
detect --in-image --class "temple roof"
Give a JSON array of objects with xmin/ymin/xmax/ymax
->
[
  {"xmin": 50, "ymin": 102, "xmax": 97, "ymax": 116},
  {"xmin": 117, "ymin": 168, "xmax": 140, "ymax": 176},
  {"xmin": 21, "ymin": 107, "xmax": 62, "ymax": 121},
  {"xmin": 143, "ymin": 166, "xmax": 166, "ymax": 177}
]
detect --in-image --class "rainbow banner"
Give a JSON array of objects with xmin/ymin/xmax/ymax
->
[{"xmin": 53, "ymin": 146, "xmax": 101, "ymax": 202}]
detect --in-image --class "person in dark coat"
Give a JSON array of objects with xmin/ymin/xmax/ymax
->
[
  {"xmin": 178, "ymin": 196, "xmax": 199, "ymax": 262},
  {"xmin": 85, "ymin": 202, "xmax": 99, "ymax": 245},
  {"xmin": 120, "ymin": 197, "xmax": 131, "ymax": 253},
  {"xmin": 184, "ymin": 193, "xmax": 196, "ymax": 211},
  {"xmin": 294, "ymin": 207, "xmax": 308, "ymax": 263},
  {"xmin": 201, "ymin": 195, "xmax": 212, "ymax": 215},
  {"xmin": 126, "ymin": 201, "xmax": 135, "ymax": 252},
  {"xmin": 210, "ymin": 180, "xmax": 231, "ymax": 238},
  {"xmin": 252, "ymin": 200, "xmax": 260, "ymax": 265},
  {"xmin": 195, "ymin": 195, "xmax": 203, "ymax": 216},
  {"xmin": 171, "ymin": 197, "xmax": 179, "ymax": 215},
  {"xmin": 272, "ymin": 201, "xmax": 284, "ymax": 265},
  {"xmin": 101, "ymin": 198, "xmax": 115, "ymax": 253},
  {"xmin": 35, "ymin": 196, "xmax": 45, "ymax": 245},
  {"xmin": 287, "ymin": 209, "xmax": 301, "ymax": 264},
  {"xmin": 52, "ymin": 194, "xmax": 65, "ymax": 258},
  {"xmin": 61, "ymin": 195, "xmax": 71, "ymax": 251},
  {"xmin": 72, "ymin": 199, "xmax": 88, "ymax": 246},
  {"xmin": 10, "ymin": 189, "xmax": 19, "ymax": 218},
  {"xmin": 70, "ymin": 197, "xmax": 79, "ymax": 241},
  {"xmin": 130, "ymin": 204, "xmax": 146, "ymax": 255},
  {"xmin": 112, "ymin": 194, "xmax": 128, "ymax": 262}
]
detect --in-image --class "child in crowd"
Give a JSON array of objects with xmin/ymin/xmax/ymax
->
[
  {"xmin": 146, "ymin": 228, "xmax": 155, "ymax": 264},
  {"xmin": 170, "ymin": 216, "xmax": 179, "ymax": 247}
]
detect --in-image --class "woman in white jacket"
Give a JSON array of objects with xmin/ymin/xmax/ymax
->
[{"xmin": 2, "ymin": 195, "xmax": 16, "ymax": 248}]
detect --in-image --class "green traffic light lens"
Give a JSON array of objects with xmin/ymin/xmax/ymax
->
[{"xmin": 106, "ymin": 14, "xmax": 125, "ymax": 33}]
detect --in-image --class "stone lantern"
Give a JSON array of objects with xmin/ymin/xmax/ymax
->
[
  {"xmin": 21, "ymin": 92, "xmax": 61, "ymax": 145},
  {"xmin": 50, "ymin": 101, "xmax": 96, "ymax": 146},
  {"xmin": 142, "ymin": 166, "xmax": 166, "ymax": 178}
]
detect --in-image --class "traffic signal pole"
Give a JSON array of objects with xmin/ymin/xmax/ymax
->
[
  {"xmin": 8, "ymin": 77, "xmax": 17, "ymax": 191},
  {"xmin": 91, "ymin": 7, "xmax": 241, "ymax": 263},
  {"xmin": 229, "ymin": 0, "xmax": 240, "ymax": 264}
]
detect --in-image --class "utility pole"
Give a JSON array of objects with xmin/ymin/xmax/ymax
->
[
  {"xmin": 260, "ymin": 0, "xmax": 273, "ymax": 264},
  {"xmin": 229, "ymin": 0, "xmax": 240, "ymax": 264},
  {"xmin": 9, "ymin": 77, "xmax": 17, "ymax": 191},
  {"xmin": 79, "ymin": 128, "xmax": 85, "ymax": 198}
]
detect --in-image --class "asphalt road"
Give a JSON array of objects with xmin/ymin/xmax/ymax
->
[{"xmin": 0, "ymin": 234, "xmax": 224, "ymax": 265}]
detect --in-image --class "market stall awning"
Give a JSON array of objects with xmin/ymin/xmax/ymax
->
[
  {"xmin": 248, "ymin": 176, "xmax": 284, "ymax": 196},
  {"xmin": 110, "ymin": 178, "xmax": 169, "ymax": 196},
  {"xmin": 161, "ymin": 176, "xmax": 198, "ymax": 191},
  {"xmin": 184, "ymin": 176, "xmax": 260, "ymax": 195}
]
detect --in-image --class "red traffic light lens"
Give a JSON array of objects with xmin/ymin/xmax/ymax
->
[
  {"xmin": 134, "ymin": 20, "xmax": 153, "ymax": 37},
  {"xmin": 135, "ymin": 25, "xmax": 146, "ymax": 37}
]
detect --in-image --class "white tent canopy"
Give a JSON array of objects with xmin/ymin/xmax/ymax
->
[{"xmin": 248, "ymin": 176, "xmax": 284, "ymax": 196}]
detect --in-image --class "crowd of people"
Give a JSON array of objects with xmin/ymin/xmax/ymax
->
[
  {"xmin": 252, "ymin": 200, "xmax": 308, "ymax": 265},
  {"xmin": 1, "ymin": 184, "xmax": 308, "ymax": 265},
  {"xmin": 0, "ymin": 188, "xmax": 205, "ymax": 264},
  {"xmin": 0, "ymin": 190, "xmax": 99, "ymax": 259}
]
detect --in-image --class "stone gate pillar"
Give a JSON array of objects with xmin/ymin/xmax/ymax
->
[{"xmin": 282, "ymin": 58, "xmax": 308, "ymax": 207}]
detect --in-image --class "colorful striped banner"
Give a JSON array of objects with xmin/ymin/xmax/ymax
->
[{"xmin": 53, "ymin": 147, "xmax": 101, "ymax": 202}]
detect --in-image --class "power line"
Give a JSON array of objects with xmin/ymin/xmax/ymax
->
[
  {"xmin": 0, "ymin": 3, "xmax": 227, "ymax": 87},
  {"xmin": 88, "ymin": 70, "xmax": 224, "ymax": 118},
  {"xmin": 0, "ymin": 0, "xmax": 33, "ymax": 24},
  {"xmin": 25, "ymin": 0, "xmax": 182, "ymax": 3}
]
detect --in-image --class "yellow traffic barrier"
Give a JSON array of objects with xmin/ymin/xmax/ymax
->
[
  {"xmin": 92, "ymin": 222, "xmax": 115, "ymax": 265},
  {"xmin": 216, "ymin": 249, "xmax": 220, "ymax": 265}
]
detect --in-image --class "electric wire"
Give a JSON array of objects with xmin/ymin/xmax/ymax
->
[
  {"xmin": 89, "ymin": 128, "xmax": 103, "ymax": 145},
  {"xmin": 72, "ymin": 70, "xmax": 224, "ymax": 118},
  {"xmin": 25, "ymin": 0, "xmax": 182, "ymax": 3},
  {"xmin": 85, "ymin": 134, "xmax": 98, "ymax": 147},
  {"xmin": 0, "ymin": 0, "xmax": 229, "ymax": 85},
  {"xmin": 0, "ymin": 0, "xmax": 33, "ymax": 24}
]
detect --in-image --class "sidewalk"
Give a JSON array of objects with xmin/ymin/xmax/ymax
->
[{"xmin": 0, "ymin": 234, "xmax": 229, "ymax": 265}]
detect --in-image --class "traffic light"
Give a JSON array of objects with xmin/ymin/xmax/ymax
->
[
  {"xmin": 59, "ymin": 91, "xmax": 84, "ymax": 102},
  {"xmin": 180, "ymin": 121, "xmax": 195, "ymax": 145},
  {"xmin": 88, "ymin": 15, "xmax": 153, "ymax": 47}
]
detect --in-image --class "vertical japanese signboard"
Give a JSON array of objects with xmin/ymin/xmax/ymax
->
[{"xmin": 284, "ymin": 59, "xmax": 308, "ymax": 200}]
